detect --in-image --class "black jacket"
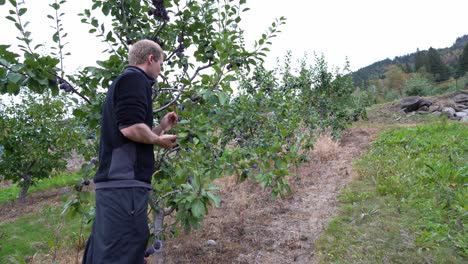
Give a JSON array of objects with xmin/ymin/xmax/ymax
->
[{"xmin": 94, "ymin": 66, "xmax": 155, "ymax": 189}]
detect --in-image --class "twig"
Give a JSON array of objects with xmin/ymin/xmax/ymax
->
[{"xmin": 153, "ymin": 61, "xmax": 215, "ymax": 113}]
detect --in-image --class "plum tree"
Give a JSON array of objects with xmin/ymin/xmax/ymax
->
[
  {"xmin": 0, "ymin": 0, "xmax": 365, "ymax": 262},
  {"xmin": 0, "ymin": 93, "xmax": 85, "ymax": 202}
]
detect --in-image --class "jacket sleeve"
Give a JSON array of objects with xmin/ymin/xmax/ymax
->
[{"xmin": 114, "ymin": 72, "xmax": 149, "ymax": 129}]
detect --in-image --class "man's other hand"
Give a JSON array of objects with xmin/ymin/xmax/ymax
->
[
  {"xmin": 155, "ymin": 134, "xmax": 177, "ymax": 150},
  {"xmin": 159, "ymin": 112, "xmax": 178, "ymax": 133}
]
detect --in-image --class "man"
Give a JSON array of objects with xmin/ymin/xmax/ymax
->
[{"xmin": 83, "ymin": 39, "xmax": 177, "ymax": 264}]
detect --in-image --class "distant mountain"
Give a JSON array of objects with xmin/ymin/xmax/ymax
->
[{"xmin": 352, "ymin": 34, "xmax": 468, "ymax": 87}]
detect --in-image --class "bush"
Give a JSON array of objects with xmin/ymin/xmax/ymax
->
[{"xmin": 403, "ymin": 73, "xmax": 433, "ymax": 96}]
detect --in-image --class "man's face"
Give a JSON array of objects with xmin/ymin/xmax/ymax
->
[{"xmin": 149, "ymin": 54, "xmax": 164, "ymax": 79}]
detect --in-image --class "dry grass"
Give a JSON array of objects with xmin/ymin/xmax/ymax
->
[
  {"xmin": 312, "ymin": 131, "xmax": 340, "ymax": 163},
  {"xmin": 30, "ymin": 249, "xmax": 82, "ymax": 264}
]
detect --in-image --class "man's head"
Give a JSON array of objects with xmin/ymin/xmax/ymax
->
[{"xmin": 128, "ymin": 39, "xmax": 164, "ymax": 79}]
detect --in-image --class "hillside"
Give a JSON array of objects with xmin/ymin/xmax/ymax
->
[{"xmin": 352, "ymin": 34, "xmax": 468, "ymax": 87}]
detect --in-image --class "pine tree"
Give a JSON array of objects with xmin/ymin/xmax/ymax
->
[
  {"xmin": 404, "ymin": 62, "xmax": 412, "ymax": 73},
  {"xmin": 458, "ymin": 43, "xmax": 468, "ymax": 77},
  {"xmin": 415, "ymin": 48, "xmax": 426, "ymax": 72},
  {"xmin": 427, "ymin": 47, "xmax": 450, "ymax": 82}
]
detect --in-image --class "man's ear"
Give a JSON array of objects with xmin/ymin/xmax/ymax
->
[{"xmin": 147, "ymin": 54, "xmax": 153, "ymax": 64}]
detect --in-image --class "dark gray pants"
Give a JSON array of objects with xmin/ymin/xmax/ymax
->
[{"xmin": 83, "ymin": 187, "xmax": 149, "ymax": 264}]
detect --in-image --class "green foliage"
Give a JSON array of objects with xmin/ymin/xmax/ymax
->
[
  {"xmin": 316, "ymin": 121, "xmax": 468, "ymax": 262},
  {"xmin": 458, "ymin": 43, "xmax": 468, "ymax": 77},
  {"xmin": 0, "ymin": 93, "xmax": 84, "ymax": 201},
  {"xmin": 415, "ymin": 48, "xmax": 426, "ymax": 72},
  {"xmin": 427, "ymin": 47, "xmax": 450, "ymax": 82},
  {"xmin": 297, "ymin": 55, "xmax": 367, "ymax": 135},
  {"xmin": 403, "ymin": 73, "xmax": 433, "ymax": 96},
  {"xmin": 0, "ymin": 0, "xmax": 365, "ymax": 244},
  {"xmin": 384, "ymin": 64, "xmax": 407, "ymax": 96}
]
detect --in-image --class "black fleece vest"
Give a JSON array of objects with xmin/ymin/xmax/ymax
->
[{"xmin": 94, "ymin": 66, "xmax": 155, "ymax": 189}]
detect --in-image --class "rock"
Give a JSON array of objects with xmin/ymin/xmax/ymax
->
[
  {"xmin": 418, "ymin": 105, "xmax": 429, "ymax": 112},
  {"xmin": 429, "ymin": 105, "xmax": 441, "ymax": 112},
  {"xmin": 441, "ymin": 107, "xmax": 456, "ymax": 117},
  {"xmin": 463, "ymin": 109, "xmax": 468, "ymax": 114},
  {"xmin": 400, "ymin": 97, "xmax": 433, "ymax": 113},
  {"xmin": 461, "ymin": 116, "xmax": 468, "ymax": 122},
  {"xmin": 454, "ymin": 104, "xmax": 467, "ymax": 111},
  {"xmin": 455, "ymin": 112, "xmax": 467, "ymax": 118},
  {"xmin": 432, "ymin": 111, "xmax": 441, "ymax": 116},
  {"xmin": 206, "ymin": 240, "xmax": 217, "ymax": 246},
  {"xmin": 400, "ymin": 97, "xmax": 421, "ymax": 112},
  {"xmin": 452, "ymin": 93, "xmax": 468, "ymax": 103}
]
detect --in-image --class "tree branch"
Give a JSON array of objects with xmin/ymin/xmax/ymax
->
[{"xmin": 153, "ymin": 61, "xmax": 215, "ymax": 113}]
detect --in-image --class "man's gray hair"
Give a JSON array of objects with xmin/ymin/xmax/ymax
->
[{"xmin": 128, "ymin": 39, "xmax": 163, "ymax": 65}]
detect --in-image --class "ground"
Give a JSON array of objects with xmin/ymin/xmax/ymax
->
[
  {"xmin": 0, "ymin": 124, "xmax": 381, "ymax": 264},
  {"xmin": 7, "ymin": 91, "xmax": 461, "ymax": 263},
  {"xmin": 154, "ymin": 127, "xmax": 381, "ymax": 264}
]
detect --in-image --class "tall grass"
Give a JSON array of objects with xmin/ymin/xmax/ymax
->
[{"xmin": 315, "ymin": 120, "xmax": 468, "ymax": 263}]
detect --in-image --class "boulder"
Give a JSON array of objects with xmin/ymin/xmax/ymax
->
[
  {"xmin": 452, "ymin": 93, "xmax": 468, "ymax": 103},
  {"xmin": 400, "ymin": 97, "xmax": 420, "ymax": 112},
  {"xmin": 441, "ymin": 107, "xmax": 456, "ymax": 117},
  {"xmin": 429, "ymin": 105, "xmax": 441, "ymax": 112},
  {"xmin": 455, "ymin": 112, "xmax": 467, "ymax": 118},
  {"xmin": 454, "ymin": 104, "xmax": 467, "ymax": 111},
  {"xmin": 461, "ymin": 116, "xmax": 468, "ymax": 122},
  {"xmin": 400, "ymin": 97, "xmax": 432, "ymax": 113}
]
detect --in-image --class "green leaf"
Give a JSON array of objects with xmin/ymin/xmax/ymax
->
[
  {"xmin": 18, "ymin": 7, "xmax": 27, "ymax": 16},
  {"xmin": 5, "ymin": 15, "xmax": 16, "ymax": 23},
  {"xmin": 178, "ymin": 132, "xmax": 188, "ymax": 138},
  {"xmin": 6, "ymin": 82, "xmax": 20, "ymax": 94},
  {"xmin": 206, "ymin": 192, "xmax": 220, "ymax": 207},
  {"xmin": 7, "ymin": 72, "xmax": 23, "ymax": 83},
  {"xmin": 0, "ymin": 0, "xmax": 5, "ymax": 5},
  {"xmin": 191, "ymin": 199, "xmax": 204, "ymax": 218},
  {"xmin": 218, "ymin": 92, "xmax": 228, "ymax": 105}
]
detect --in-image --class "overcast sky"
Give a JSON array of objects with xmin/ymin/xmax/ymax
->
[
  {"xmin": 242, "ymin": 0, "xmax": 468, "ymax": 71},
  {"xmin": 1, "ymin": 0, "xmax": 467, "ymax": 73}
]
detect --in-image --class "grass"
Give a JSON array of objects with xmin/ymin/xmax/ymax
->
[
  {"xmin": 315, "ymin": 120, "xmax": 468, "ymax": 263},
  {"xmin": 0, "ymin": 172, "xmax": 82, "ymax": 204},
  {"xmin": 0, "ymin": 193, "xmax": 94, "ymax": 264}
]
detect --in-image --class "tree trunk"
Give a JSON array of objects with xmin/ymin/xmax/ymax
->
[
  {"xmin": 148, "ymin": 191, "xmax": 165, "ymax": 264},
  {"xmin": 152, "ymin": 208, "xmax": 165, "ymax": 264},
  {"xmin": 19, "ymin": 172, "xmax": 32, "ymax": 203}
]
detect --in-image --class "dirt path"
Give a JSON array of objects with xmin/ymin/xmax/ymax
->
[{"xmin": 157, "ymin": 127, "xmax": 381, "ymax": 264}]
